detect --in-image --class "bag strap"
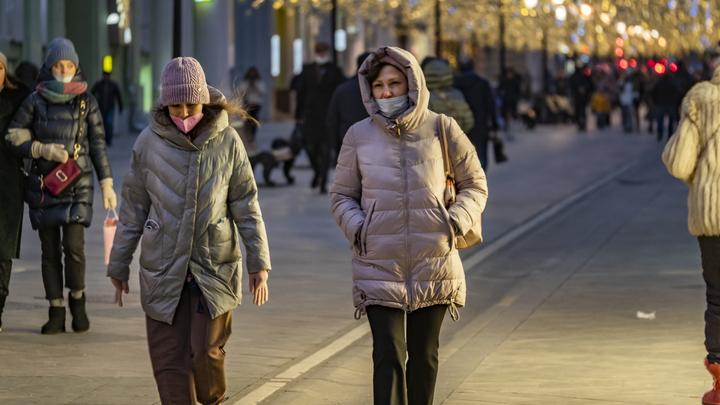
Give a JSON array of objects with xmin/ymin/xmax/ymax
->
[
  {"xmin": 436, "ymin": 113, "xmax": 455, "ymax": 181},
  {"xmin": 73, "ymin": 94, "xmax": 87, "ymax": 160}
]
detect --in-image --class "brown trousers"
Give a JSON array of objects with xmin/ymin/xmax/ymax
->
[{"xmin": 146, "ymin": 281, "xmax": 232, "ymax": 405}]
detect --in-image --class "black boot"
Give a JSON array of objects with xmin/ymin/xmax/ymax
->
[
  {"xmin": 41, "ymin": 307, "xmax": 66, "ymax": 334},
  {"xmin": 68, "ymin": 293, "xmax": 90, "ymax": 333},
  {"xmin": 0, "ymin": 294, "xmax": 6, "ymax": 332}
]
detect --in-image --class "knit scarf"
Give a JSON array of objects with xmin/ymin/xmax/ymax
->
[{"xmin": 36, "ymin": 80, "xmax": 88, "ymax": 103}]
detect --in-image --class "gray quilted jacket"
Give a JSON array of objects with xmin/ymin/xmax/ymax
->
[
  {"xmin": 329, "ymin": 47, "xmax": 488, "ymax": 319},
  {"xmin": 107, "ymin": 88, "xmax": 271, "ymax": 324}
]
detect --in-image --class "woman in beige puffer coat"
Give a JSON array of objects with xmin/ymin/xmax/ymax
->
[
  {"xmin": 662, "ymin": 65, "xmax": 720, "ymax": 405},
  {"xmin": 330, "ymin": 47, "xmax": 487, "ymax": 405}
]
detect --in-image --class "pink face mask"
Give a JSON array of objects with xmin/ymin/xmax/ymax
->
[{"xmin": 171, "ymin": 113, "xmax": 204, "ymax": 134}]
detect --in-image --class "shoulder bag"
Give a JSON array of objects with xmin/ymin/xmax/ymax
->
[
  {"xmin": 42, "ymin": 95, "xmax": 86, "ymax": 197},
  {"xmin": 437, "ymin": 113, "xmax": 483, "ymax": 249}
]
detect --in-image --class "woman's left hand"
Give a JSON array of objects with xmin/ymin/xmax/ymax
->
[{"xmin": 249, "ymin": 270, "xmax": 269, "ymax": 306}]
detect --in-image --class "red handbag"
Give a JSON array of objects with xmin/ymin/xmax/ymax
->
[
  {"xmin": 44, "ymin": 158, "xmax": 83, "ymax": 196},
  {"xmin": 41, "ymin": 96, "xmax": 86, "ymax": 198}
]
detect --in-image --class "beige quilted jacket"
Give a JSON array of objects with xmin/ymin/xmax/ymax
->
[
  {"xmin": 329, "ymin": 47, "xmax": 488, "ymax": 319},
  {"xmin": 663, "ymin": 66, "xmax": 720, "ymax": 236},
  {"xmin": 107, "ymin": 88, "xmax": 271, "ymax": 324}
]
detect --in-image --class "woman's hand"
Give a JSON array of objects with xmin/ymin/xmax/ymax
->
[
  {"xmin": 249, "ymin": 270, "xmax": 269, "ymax": 306},
  {"xmin": 111, "ymin": 278, "xmax": 129, "ymax": 307}
]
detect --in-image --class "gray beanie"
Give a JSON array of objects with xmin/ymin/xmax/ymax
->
[
  {"xmin": 0, "ymin": 51, "xmax": 7, "ymax": 70},
  {"xmin": 160, "ymin": 57, "xmax": 210, "ymax": 106},
  {"xmin": 45, "ymin": 38, "xmax": 79, "ymax": 68}
]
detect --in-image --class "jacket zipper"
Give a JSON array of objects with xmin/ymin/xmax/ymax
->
[{"xmin": 399, "ymin": 126, "xmax": 413, "ymax": 312}]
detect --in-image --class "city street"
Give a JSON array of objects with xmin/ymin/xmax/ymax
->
[{"xmin": 0, "ymin": 121, "xmax": 707, "ymax": 404}]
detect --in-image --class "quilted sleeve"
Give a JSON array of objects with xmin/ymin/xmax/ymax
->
[
  {"xmin": 6, "ymin": 94, "xmax": 38, "ymax": 159},
  {"xmin": 445, "ymin": 116, "xmax": 488, "ymax": 236},
  {"xmin": 329, "ymin": 126, "xmax": 365, "ymax": 244},
  {"xmin": 85, "ymin": 94, "xmax": 113, "ymax": 181},
  {"xmin": 227, "ymin": 130, "xmax": 272, "ymax": 273},
  {"xmin": 107, "ymin": 145, "xmax": 151, "ymax": 281}
]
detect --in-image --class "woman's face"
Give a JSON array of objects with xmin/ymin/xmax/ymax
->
[
  {"xmin": 372, "ymin": 65, "xmax": 408, "ymax": 99},
  {"xmin": 0, "ymin": 63, "xmax": 6, "ymax": 86},
  {"xmin": 168, "ymin": 103, "xmax": 203, "ymax": 120},
  {"xmin": 51, "ymin": 60, "xmax": 76, "ymax": 77}
]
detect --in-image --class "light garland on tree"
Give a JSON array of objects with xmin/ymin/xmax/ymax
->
[{"xmin": 239, "ymin": 0, "xmax": 720, "ymax": 56}]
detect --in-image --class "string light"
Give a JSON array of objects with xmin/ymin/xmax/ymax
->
[{"xmin": 244, "ymin": 0, "xmax": 720, "ymax": 57}]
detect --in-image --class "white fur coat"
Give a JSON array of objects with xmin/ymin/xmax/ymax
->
[{"xmin": 663, "ymin": 67, "xmax": 720, "ymax": 236}]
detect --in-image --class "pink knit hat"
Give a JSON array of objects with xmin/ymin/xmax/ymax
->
[{"xmin": 160, "ymin": 57, "xmax": 210, "ymax": 106}]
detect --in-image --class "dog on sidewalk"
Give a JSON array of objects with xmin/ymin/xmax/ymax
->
[{"xmin": 233, "ymin": 121, "xmax": 296, "ymax": 187}]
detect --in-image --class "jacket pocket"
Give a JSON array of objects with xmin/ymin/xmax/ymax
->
[
  {"xmin": 359, "ymin": 200, "xmax": 377, "ymax": 256},
  {"xmin": 435, "ymin": 195, "xmax": 456, "ymax": 252},
  {"xmin": 209, "ymin": 218, "xmax": 241, "ymax": 265},
  {"xmin": 139, "ymin": 219, "xmax": 163, "ymax": 271}
]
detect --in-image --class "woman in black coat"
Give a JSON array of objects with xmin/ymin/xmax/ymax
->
[
  {"xmin": 0, "ymin": 51, "xmax": 31, "ymax": 333},
  {"xmin": 5, "ymin": 38, "xmax": 116, "ymax": 334}
]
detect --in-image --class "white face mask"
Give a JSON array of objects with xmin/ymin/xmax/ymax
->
[
  {"xmin": 316, "ymin": 56, "xmax": 332, "ymax": 65},
  {"xmin": 375, "ymin": 95, "xmax": 410, "ymax": 119},
  {"xmin": 53, "ymin": 74, "xmax": 74, "ymax": 83}
]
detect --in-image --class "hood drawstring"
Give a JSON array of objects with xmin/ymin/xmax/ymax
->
[
  {"xmin": 354, "ymin": 290, "xmax": 368, "ymax": 320},
  {"xmin": 448, "ymin": 290, "xmax": 460, "ymax": 322}
]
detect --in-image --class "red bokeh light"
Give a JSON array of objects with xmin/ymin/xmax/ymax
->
[
  {"xmin": 619, "ymin": 59, "xmax": 629, "ymax": 69},
  {"xmin": 661, "ymin": 58, "xmax": 668, "ymax": 65},
  {"xmin": 616, "ymin": 37, "xmax": 624, "ymax": 47},
  {"xmin": 629, "ymin": 59, "xmax": 637, "ymax": 68},
  {"xmin": 669, "ymin": 63, "xmax": 678, "ymax": 72},
  {"xmin": 648, "ymin": 60, "xmax": 656, "ymax": 68},
  {"xmin": 615, "ymin": 47, "xmax": 624, "ymax": 57},
  {"xmin": 584, "ymin": 68, "xmax": 592, "ymax": 76},
  {"xmin": 655, "ymin": 64, "xmax": 666, "ymax": 74}
]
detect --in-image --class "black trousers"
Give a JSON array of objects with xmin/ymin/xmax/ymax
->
[
  {"xmin": 366, "ymin": 305, "xmax": 448, "ymax": 405},
  {"xmin": 0, "ymin": 260, "xmax": 11, "ymax": 296},
  {"xmin": 304, "ymin": 141, "xmax": 331, "ymax": 187},
  {"xmin": 38, "ymin": 224, "xmax": 85, "ymax": 301},
  {"xmin": 701, "ymin": 236, "xmax": 720, "ymax": 363}
]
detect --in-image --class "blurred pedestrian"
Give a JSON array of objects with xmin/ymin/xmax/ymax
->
[
  {"xmin": 295, "ymin": 42, "xmax": 345, "ymax": 194},
  {"xmin": 498, "ymin": 67, "xmax": 522, "ymax": 137},
  {"xmin": 91, "ymin": 71, "xmax": 123, "ymax": 147},
  {"xmin": 4, "ymin": 38, "xmax": 116, "ymax": 334},
  {"xmin": 652, "ymin": 69, "xmax": 682, "ymax": 141},
  {"xmin": 640, "ymin": 66, "xmax": 657, "ymax": 133},
  {"xmin": 238, "ymin": 66, "xmax": 266, "ymax": 137},
  {"xmin": 330, "ymin": 46, "xmax": 488, "ymax": 405},
  {"xmin": 0, "ymin": 51, "xmax": 32, "ymax": 333},
  {"xmin": 675, "ymin": 61, "xmax": 696, "ymax": 101},
  {"xmin": 662, "ymin": 64, "xmax": 720, "ymax": 405},
  {"xmin": 14, "ymin": 61, "xmax": 39, "ymax": 91},
  {"xmin": 619, "ymin": 70, "xmax": 639, "ymax": 133},
  {"xmin": 108, "ymin": 57, "xmax": 272, "ymax": 405},
  {"xmin": 453, "ymin": 57, "xmax": 498, "ymax": 169},
  {"xmin": 327, "ymin": 52, "xmax": 371, "ymax": 159},
  {"xmin": 591, "ymin": 69, "xmax": 616, "ymax": 129},
  {"xmin": 424, "ymin": 59, "xmax": 474, "ymax": 132},
  {"xmin": 569, "ymin": 63, "xmax": 595, "ymax": 131}
]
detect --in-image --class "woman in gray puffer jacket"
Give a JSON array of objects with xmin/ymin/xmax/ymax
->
[
  {"xmin": 330, "ymin": 47, "xmax": 488, "ymax": 405},
  {"xmin": 6, "ymin": 38, "xmax": 116, "ymax": 335},
  {"xmin": 108, "ymin": 57, "xmax": 271, "ymax": 405}
]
